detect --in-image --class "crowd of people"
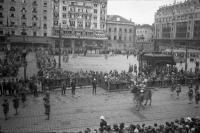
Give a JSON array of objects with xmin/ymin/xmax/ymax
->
[
  {"xmin": 78, "ymin": 116, "xmax": 200, "ymax": 133},
  {"xmin": 0, "ymin": 48, "xmax": 24, "ymax": 77}
]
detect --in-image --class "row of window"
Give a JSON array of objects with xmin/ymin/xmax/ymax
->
[
  {"xmin": 108, "ymin": 35, "xmax": 133, "ymax": 41},
  {"xmin": 0, "ymin": 30, "xmax": 48, "ymax": 37},
  {"xmin": 156, "ymin": 13, "xmax": 200, "ymax": 23},
  {"xmin": 108, "ymin": 28, "xmax": 133, "ymax": 33}
]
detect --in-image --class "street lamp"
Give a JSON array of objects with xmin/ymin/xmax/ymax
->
[
  {"xmin": 58, "ymin": 23, "xmax": 62, "ymax": 68},
  {"xmin": 22, "ymin": 27, "xmax": 27, "ymax": 80}
]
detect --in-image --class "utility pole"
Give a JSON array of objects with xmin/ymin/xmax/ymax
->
[{"xmin": 58, "ymin": 23, "xmax": 62, "ymax": 68}]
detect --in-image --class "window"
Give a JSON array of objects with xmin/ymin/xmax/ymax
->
[
  {"xmin": 0, "ymin": 0, "xmax": 4, "ymax": 3},
  {"xmin": 69, "ymin": 20, "xmax": 75, "ymax": 27},
  {"xmin": 33, "ymin": 31, "xmax": 37, "ymax": 36},
  {"xmin": 43, "ymin": 10, "xmax": 47, "ymax": 13},
  {"xmin": 0, "ymin": 5, "xmax": 3, "ymax": 10},
  {"xmin": 43, "ymin": 24, "xmax": 47, "ymax": 29},
  {"xmin": 0, "ymin": 21, "xmax": 3, "ymax": 25},
  {"xmin": 62, "ymin": 13, "xmax": 67, "ymax": 18},
  {"xmin": 129, "ymin": 29, "xmax": 132, "ymax": 33},
  {"xmin": 63, "ymin": 6, "xmax": 67, "ymax": 11},
  {"xmin": 10, "ymin": 7, "xmax": 15, "ymax": 11},
  {"xmin": 44, "ymin": 32, "xmax": 47, "ymax": 37},
  {"xmin": 0, "ymin": 30, "xmax": 3, "ymax": 35},
  {"xmin": 21, "ymin": 8, "xmax": 26, "ymax": 13},
  {"xmin": 32, "ymin": 8, "xmax": 37, "ymax": 13},
  {"xmin": 11, "ymin": 30, "xmax": 15, "ymax": 35},
  {"xmin": 129, "ymin": 37, "xmax": 132, "ymax": 41},
  {"xmin": 43, "ymin": 2, "xmax": 47, "ymax": 7},
  {"xmin": 78, "ymin": 21, "xmax": 83, "ymax": 28},
  {"xmin": 94, "ymin": 16, "xmax": 97, "ymax": 20},
  {"xmin": 21, "ymin": 14, "xmax": 26, "ymax": 19},
  {"xmin": 22, "ymin": 22, "xmax": 26, "ymax": 26},
  {"xmin": 93, "ymin": 23, "xmax": 97, "ymax": 28},
  {"xmin": 119, "ymin": 36, "xmax": 121, "ymax": 40},
  {"xmin": 85, "ymin": 22, "xmax": 90, "ymax": 28},
  {"xmin": 43, "ymin": 16, "xmax": 47, "ymax": 20},
  {"xmin": 124, "ymin": 29, "xmax": 127, "ymax": 33},
  {"xmin": 10, "ymin": 21, "xmax": 15, "ymax": 26},
  {"xmin": 33, "ymin": 22, "xmax": 37, "ymax": 27},
  {"xmin": 114, "ymin": 28, "xmax": 117, "ymax": 32},
  {"xmin": 0, "ymin": 12, "xmax": 3, "ymax": 18},
  {"xmin": 109, "ymin": 28, "xmax": 111, "ymax": 32},
  {"xmin": 114, "ymin": 36, "xmax": 117, "ymax": 40},
  {"xmin": 94, "ymin": 3, "xmax": 97, "ymax": 7},
  {"xmin": 119, "ymin": 28, "xmax": 122, "ymax": 32},
  {"xmin": 32, "ymin": 1, "xmax": 37, "ymax": 6},
  {"xmin": 10, "ymin": 13, "xmax": 14, "ymax": 17},
  {"xmin": 54, "ymin": 21, "xmax": 58, "ymax": 26},
  {"xmin": 62, "ymin": 20, "xmax": 66, "ymax": 25},
  {"xmin": 124, "ymin": 36, "xmax": 126, "ymax": 41},
  {"xmin": 94, "ymin": 9, "xmax": 97, "ymax": 13}
]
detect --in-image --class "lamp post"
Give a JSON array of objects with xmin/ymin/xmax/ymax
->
[
  {"xmin": 22, "ymin": 27, "xmax": 27, "ymax": 80},
  {"xmin": 58, "ymin": 23, "xmax": 62, "ymax": 68}
]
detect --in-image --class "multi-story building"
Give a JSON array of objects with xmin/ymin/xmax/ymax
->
[
  {"xmin": 106, "ymin": 15, "xmax": 136, "ymax": 51},
  {"xmin": 154, "ymin": 0, "xmax": 200, "ymax": 51},
  {"xmin": 52, "ymin": 0, "xmax": 107, "ymax": 53},
  {"xmin": 0, "ymin": 0, "xmax": 107, "ymax": 51},
  {"xmin": 0, "ymin": 0, "xmax": 53, "ymax": 48},
  {"xmin": 136, "ymin": 24, "xmax": 153, "ymax": 51}
]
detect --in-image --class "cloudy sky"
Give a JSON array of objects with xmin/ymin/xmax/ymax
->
[{"xmin": 107, "ymin": 0, "xmax": 185, "ymax": 25}]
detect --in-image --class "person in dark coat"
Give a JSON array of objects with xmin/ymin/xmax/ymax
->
[
  {"xmin": 43, "ymin": 92, "xmax": 50, "ymax": 120},
  {"xmin": 99, "ymin": 115, "xmax": 107, "ymax": 133},
  {"xmin": 92, "ymin": 78, "xmax": 97, "ymax": 95},
  {"xmin": 2, "ymin": 99, "xmax": 9, "ymax": 120},
  {"xmin": 13, "ymin": 95, "xmax": 19, "ymax": 115},
  {"xmin": 0, "ymin": 81, "xmax": 2, "ymax": 96},
  {"xmin": 71, "ymin": 78, "xmax": 76, "ymax": 96},
  {"xmin": 21, "ymin": 89, "xmax": 26, "ymax": 107},
  {"xmin": 61, "ymin": 80, "xmax": 66, "ymax": 95}
]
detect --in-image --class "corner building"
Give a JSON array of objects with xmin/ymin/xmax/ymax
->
[
  {"xmin": 0, "ymin": 0, "xmax": 107, "ymax": 51},
  {"xmin": 154, "ymin": 0, "xmax": 200, "ymax": 50},
  {"xmin": 106, "ymin": 15, "xmax": 136, "ymax": 51},
  {"xmin": 0, "ymin": 0, "xmax": 54, "ymax": 48},
  {"xmin": 52, "ymin": 0, "xmax": 108, "ymax": 53}
]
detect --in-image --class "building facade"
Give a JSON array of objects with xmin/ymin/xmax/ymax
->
[
  {"xmin": 0, "ymin": 0, "xmax": 107, "ymax": 51},
  {"xmin": 154, "ymin": 0, "xmax": 200, "ymax": 51},
  {"xmin": 136, "ymin": 24, "xmax": 153, "ymax": 51},
  {"xmin": 52, "ymin": 0, "xmax": 107, "ymax": 53},
  {"xmin": 106, "ymin": 15, "xmax": 136, "ymax": 51},
  {"xmin": 0, "ymin": 0, "xmax": 54, "ymax": 47}
]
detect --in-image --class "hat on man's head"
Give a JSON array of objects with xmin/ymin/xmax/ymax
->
[{"xmin": 100, "ymin": 115, "xmax": 105, "ymax": 120}]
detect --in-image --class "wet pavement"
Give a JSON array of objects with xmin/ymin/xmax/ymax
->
[{"xmin": 0, "ymin": 86, "xmax": 200, "ymax": 133}]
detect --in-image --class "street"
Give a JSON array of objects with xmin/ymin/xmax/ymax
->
[{"xmin": 0, "ymin": 86, "xmax": 200, "ymax": 132}]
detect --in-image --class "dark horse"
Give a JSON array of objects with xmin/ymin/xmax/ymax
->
[{"xmin": 131, "ymin": 85, "xmax": 152, "ymax": 111}]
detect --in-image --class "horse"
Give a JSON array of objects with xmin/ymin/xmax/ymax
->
[{"xmin": 131, "ymin": 85, "xmax": 152, "ymax": 111}]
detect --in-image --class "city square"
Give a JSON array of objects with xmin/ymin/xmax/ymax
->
[{"xmin": 1, "ymin": 0, "xmax": 200, "ymax": 133}]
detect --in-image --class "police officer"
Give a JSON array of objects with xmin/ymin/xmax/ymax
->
[
  {"xmin": 71, "ymin": 78, "xmax": 76, "ymax": 96},
  {"xmin": 92, "ymin": 78, "xmax": 97, "ymax": 95}
]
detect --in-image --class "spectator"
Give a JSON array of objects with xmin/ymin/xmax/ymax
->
[
  {"xmin": 2, "ymin": 99, "xmax": 9, "ymax": 120},
  {"xmin": 99, "ymin": 115, "xmax": 107, "ymax": 133},
  {"xmin": 13, "ymin": 95, "xmax": 19, "ymax": 115}
]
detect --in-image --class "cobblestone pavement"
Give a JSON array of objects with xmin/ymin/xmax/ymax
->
[{"xmin": 0, "ymin": 86, "xmax": 200, "ymax": 133}]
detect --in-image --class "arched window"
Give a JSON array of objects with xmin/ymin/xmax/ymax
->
[
  {"xmin": 10, "ymin": 7, "xmax": 15, "ymax": 11},
  {"xmin": 114, "ymin": 28, "xmax": 117, "ymax": 32}
]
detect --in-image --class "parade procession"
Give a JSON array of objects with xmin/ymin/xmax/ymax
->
[{"xmin": 1, "ymin": 0, "xmax": 200, "ymax": 132}]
